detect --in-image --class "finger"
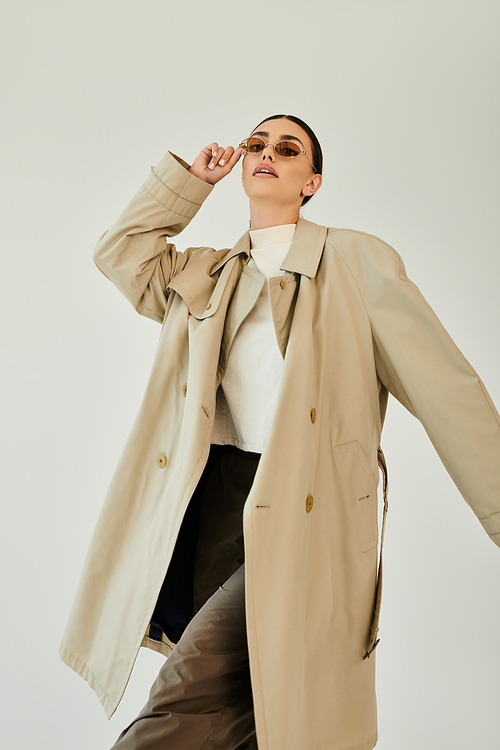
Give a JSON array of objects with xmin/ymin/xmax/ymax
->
[
  {"xmin": 209, "ymin": 146, "xmax": 225, "ymax": 170},
  {"xmin": 225, "ymin": 145, "xmax": 244, "ymax": 171},
  {"xmin": 207, "ymin": 143, "xmax": 219, "ymax": 170},
  {"xmin": 202, "ymin": 143, "xmax": 217, "ymax": 159},
  {"xmin": 218, "ymin": 146, "xmax": 235, "ymax": 167}
]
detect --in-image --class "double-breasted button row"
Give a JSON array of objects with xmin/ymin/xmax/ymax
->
[
  {"xmin": 157, "ymin": 453, "xmax": 167, "ymax": 469},
  {"xmin": 306, "ymin": 495, "xmax": 314, "ymax": 513}
]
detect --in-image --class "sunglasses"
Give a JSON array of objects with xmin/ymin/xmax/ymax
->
[{"xmin": 239, "ymin": 137, "xmax": 317, "ymax": 172}]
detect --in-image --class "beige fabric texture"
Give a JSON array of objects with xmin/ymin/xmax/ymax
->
[{"xmin": 59, "ymin": 150, "xmax": 500, "ymax": 750}]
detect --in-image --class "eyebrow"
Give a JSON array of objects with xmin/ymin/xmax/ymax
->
[{"xmin": 251, "ymin": 130, "xmax": 305, "ymax": 149}]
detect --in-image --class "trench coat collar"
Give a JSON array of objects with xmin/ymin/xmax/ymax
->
[{"xmin": 210, "ymin": 217, "xmax": 328, "ymax": 278}]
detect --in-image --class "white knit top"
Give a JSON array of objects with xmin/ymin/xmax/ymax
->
[{"xmin": 211, "ymin": 223, "xmax": 296, "ymax": 453}]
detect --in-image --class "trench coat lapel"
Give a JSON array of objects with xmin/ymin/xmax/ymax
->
[
  {"xmin": 218, "ymin": 264, "xmax": 265, "ymax": 383},
  {"xmin": 211, "ymin": 217, "xmax": 328, "ymax": 279},
  {"xmin": 213, "ymin": 217, "xmax": 329, "ymax": 369},
  {"xmin": 167, "ymin": 217, "xmax": 328, "ymax": 373},
  {"xmin": 280, "ymin": 217, "xmax": 328, "ymax": 277},
  {"xmin": 169, "ymin": 216, "xmax": 328, "ymax": 324},
  {"xmin": 166, "ymin": 252, "xmax": 242, "ymax": 319}
]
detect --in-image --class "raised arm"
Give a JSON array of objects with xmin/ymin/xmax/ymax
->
[{"xmin": 93, "ymin": 144, "xmax": 243, "ymax": 323}]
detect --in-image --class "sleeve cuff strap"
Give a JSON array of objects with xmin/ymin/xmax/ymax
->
[
  {"xmin": 143, "ymin": 150, "xmax": 214, "ymax": 219},
  {"xmin": 479, "ymin": 511, "xmax": 500, "ymax": 544}
]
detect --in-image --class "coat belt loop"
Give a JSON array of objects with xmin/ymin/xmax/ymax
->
[{"xmin": 363, "ymin": 446, "xmax": 389, "ymax": 659}]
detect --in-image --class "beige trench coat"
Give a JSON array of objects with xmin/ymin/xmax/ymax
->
[{"xmin": 59, "ymin": 150, "xmax": 500, "ymax": 750}]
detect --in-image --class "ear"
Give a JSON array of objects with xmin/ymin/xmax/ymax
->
[{"xmin": 301, "ymin": 173, "xmax": 323, "ymax": 199}]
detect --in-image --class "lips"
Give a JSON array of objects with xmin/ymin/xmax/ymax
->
[{"xmin": 253, "ymin": 163, "xmax": 278, "ymax": 177}]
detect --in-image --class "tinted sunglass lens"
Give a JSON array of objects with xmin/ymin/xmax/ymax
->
[
  {"xmin": 276, "ymin": 141, "xmax": 301, "ymax": 157},
  {"xmin": 246, "ymin": 137, "xmax": 266, "ymax": 153}
]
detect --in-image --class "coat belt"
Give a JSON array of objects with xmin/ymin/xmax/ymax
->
[{"xmin": 363, "ymin": 446, "xmax": 389, "ymax": 659}]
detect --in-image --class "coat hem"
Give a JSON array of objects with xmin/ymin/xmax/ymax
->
[
  {"xmin": 336, "ymin": 730, "xmax": 378, "ymax": 750},
  {"xmin": 58, "ymin": 644, "xmax": 116, "ymax": 719}
]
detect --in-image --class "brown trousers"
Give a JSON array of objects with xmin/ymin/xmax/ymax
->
[{"xmin": 111, "ymin": 444, "xmax": 260, "ymax": 750}]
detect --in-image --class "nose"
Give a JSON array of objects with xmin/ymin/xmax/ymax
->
[{"xmin": 262, "ymin": 143, "xmax": 276, "ymax": 162}]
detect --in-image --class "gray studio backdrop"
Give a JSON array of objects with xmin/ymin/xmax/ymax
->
[{"xmin": 2, "ymin": 1, "xmax": 499, "ymax": 748}]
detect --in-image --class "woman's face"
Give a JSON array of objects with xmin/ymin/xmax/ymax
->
[{"xmin": 241, "ymin": 118, "xmax": 321, "ymax": 208}]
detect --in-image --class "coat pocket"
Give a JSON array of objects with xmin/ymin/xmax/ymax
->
[{"xmin": 334, "ymin": 440, "xmax": 378, "ymax": 553}]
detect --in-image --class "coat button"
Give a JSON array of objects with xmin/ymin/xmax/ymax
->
[
  {"xmin": 279, "ymin": 278, "xmax": 286, "ymax": 289},
  {"xmin": 206, "ymin": 303, "xmax": 212, "ymax": 310},
  {"xmin": 157, "ymin": 453, "xmax": 167, "ymax": 469},
  {"xmin": 306, "ymin": 495, "xmax": 314, "ymax": 512},
  {"xmin": 182, "ymin": 382, "xmax": 187, "ymax": 397},
  {"xmin": 310, "ymin": 408, "xmax": 316, "ymax": 423}
]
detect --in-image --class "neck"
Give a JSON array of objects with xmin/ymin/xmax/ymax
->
[{"xmin": 249, "ymin": 201, "xmax": 300, "ymax": 231}]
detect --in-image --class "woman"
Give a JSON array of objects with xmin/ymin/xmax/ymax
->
[{"xmin": 59, "ymin": 115, "xmax": 500, "ymax": 750}]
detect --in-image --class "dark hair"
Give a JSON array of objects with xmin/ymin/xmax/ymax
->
[{"xmin": 251, "ymin": 114, "xmax": 323, "ymax": 206}]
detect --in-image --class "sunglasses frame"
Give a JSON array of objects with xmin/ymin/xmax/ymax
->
[{"xmin": 239, "ymin": 137, "xmax": 317, "ymax": 172}]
